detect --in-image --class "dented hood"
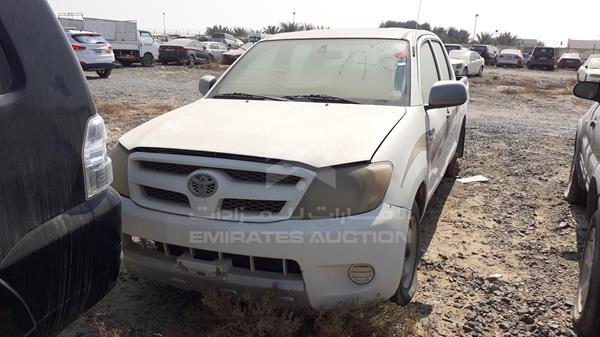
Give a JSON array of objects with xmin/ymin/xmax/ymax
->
[{"xmin": 119, "ymin": 99, "xmax": 406, "ymax": 168}]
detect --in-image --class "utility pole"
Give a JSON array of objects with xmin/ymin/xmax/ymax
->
[
  {"xmin": 473, "ymin": 14, "xmax": 479, "ymax": 43},
  {"xmin": 292, "ymin": 12, "xmax": 296, "ymax": 25},
  {"xmin": 162, "ymin": 12, "xmax": 166, "ymax": 35}
]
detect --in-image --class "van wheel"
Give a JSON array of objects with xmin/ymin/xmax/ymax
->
[
  {"xmin": 96, "ymin": 68, "xmax": 112, "ymax": 78},
  {"xmin": 574, "ymin": 215, "xmax": 600, "ymax": 337},
  {"xmin": 444, "ymin": 152, "xmax": 459, "ymax": 178},
  {"xmin": 142, "ymin": 53, "xmax": 154, "ymax": 67},
  {"xmin": 565, "ymin": 138, "xmax": 586, "ymax": 205},
  {"xmin": 392, "ymin": 201, "xmax": 420, "ymax": 305}
]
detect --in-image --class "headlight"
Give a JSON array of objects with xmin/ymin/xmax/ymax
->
[
  {"xmin": 109, "ymin": 143, "xmax": 130, "ymax": 197},
  {"xmin": 83, "ymin": 115, "xmax": 113, "ymax": 199},
  {"xmin": 292, "ymin": 162, "xmax": 393, "ymax": 219}
]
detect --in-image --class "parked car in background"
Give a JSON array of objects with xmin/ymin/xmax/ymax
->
[
  {"xmin": 111, "ymin": 27, "xmax": 469, "ymax": 310},
  {"xmin": 528, "ymin": 47, "xmax": 557, "ymax": 70},
  {"xmin": 449, "ymin": 50, "xmax": 484, "ymax": 77},
  {"xmin": 211, "ymin": 32, "xmax": 237, "ymax": 48},
  {"xmin": 248, "ymin": 33, "xmax": 270, "ymax": 43},
  {"xmin": 159, "ymin": 38, "xmax": 211, "ymax": 65},
  {"xmin": 496, "ymin": 49, "xmax": 525, "ymax": 68},
  {"xmin": 559, "ymin": 53, "xmax": 583, "ymax": 70},
  {"xmin": 194, "ymin": 34, "xmax": 209, "ymax": 42},
  {"xmin": 578, "ymin": 58, "xmax": 600, "ymax": 82},
  {"xmin": 202, "ymin": 41, "xmax": 229, "ymax": 63},
  {"xmin": 564, "ymin": 81, "xmax": 600, "ymax": 337},
  {"xmin": 59, "ymin": 15, "xmax": 160, "ymax": 67},
  {"xmin": 222, "ymin": 42, "xmax": 253, "ymax": 65},
  {"xmin": 444, "ymin": 44, "xmax": 463, "ymax": 52},
  {"xmin": 471, "ymin": 44, "xmax": 499, "ymax": 65},
  {"xmin": 1, "ymin": 1, "xmax": 121, "ymax": 335},
  {"xmin": 154, "ymin": 34, "xmax": 169, "ymax": 43},
  {"xmin": 65, "ymin": 29, "xmax": 115, "ymax": 78}
]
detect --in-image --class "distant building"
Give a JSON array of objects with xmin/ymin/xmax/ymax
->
[{"xmin": 566, "ymin": 39, "xmax": 600, "ymax": 59}]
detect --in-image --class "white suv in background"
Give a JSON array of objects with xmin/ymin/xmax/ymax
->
[{"xmin": 65, "ymin": 30, "xmax": 115, "ymax": 78}]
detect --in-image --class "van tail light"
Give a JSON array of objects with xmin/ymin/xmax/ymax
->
[
  {"xmin": 72, "ymin": 44, "xmax": 86, "ymax": 52},
  {"xmin": 107, "ymin": 45, "xmax": 113, "ymax": 54},
  {"xmin": 83, "ymin": 115, "xmax": 113, "ymax": 199}
]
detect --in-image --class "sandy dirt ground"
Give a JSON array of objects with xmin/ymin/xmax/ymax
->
[{"xmin": 59, "ymin": 64, "xmax": 591, "ymax": 337}]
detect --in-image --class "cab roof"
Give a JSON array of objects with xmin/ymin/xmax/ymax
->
[{"xmin": 266, "ymin": 28, "xmax": 433, "ymax": 43}]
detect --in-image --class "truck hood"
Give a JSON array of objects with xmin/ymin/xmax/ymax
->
[{"xmin": 119, "ymin": 99, "xmax": 406, "ymax": 168}]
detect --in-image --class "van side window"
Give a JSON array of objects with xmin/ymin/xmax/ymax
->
[
  {"xmin": 0, "ymin": 43, "xmax": 11, "ymax": 93},
  {"xmin": 430, "ymin": 41, "xmax": 451, "ymax": 81},
  {"xmin": 419, "ymin": 41, "xmax": 441, "ymax": 104}
]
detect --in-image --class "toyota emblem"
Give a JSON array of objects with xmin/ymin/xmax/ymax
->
[{"xmin": 188, "ymin": 173, "xmax": 218, "ymax": 197}]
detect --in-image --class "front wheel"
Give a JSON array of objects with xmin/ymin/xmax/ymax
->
[
  {"xmin": 463, "ymin": 67, "xmax": 469, "ymax": 77},
  {"xmin": 391, "ymin": 201, "xmax": 420, "ymax": 305},
  {"xmin": 141, "ymin": 53, "xmax": 154, "ymax": 67},
  {"xmin": 96, "ymin": 68, "xmax": 112, "ymax": 78},
  {"xmin": 574, "ymin": 215, "xmax": 600, "ymax": 337},
  {"xmin": 477, "ymin": 66, "xmax": 484, "ymax": 77}
]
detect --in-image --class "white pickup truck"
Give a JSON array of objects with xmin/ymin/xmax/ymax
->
[
  {"xmin": 59, "ymin": 16, "xmax": 159, "ymax": 67},
  {"xmin": 111, "ymin": 28, "xmax": 469, "ymax": 308}
]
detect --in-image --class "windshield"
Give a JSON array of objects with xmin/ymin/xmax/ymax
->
[
  {"xmin": 71, "ymin": 34, "xmax": 108, "ymax": 44},
  {"xmin": 165, "ymin": 39, "xmax": 192, "ymax": 47},
  {"xmin": 533, "ymin": 48, "xmax": 554, "ymax": 57},
  {"xmin": 449, "ymin": 50, "xmax": 470, "ymax": 59},
  {"xmin": 210, "ymin": 39, "xmax": 410, "ymax": 106},
  {"xmin": 501, "ymin": 49, "xmax": 520, "ymax": 55}
]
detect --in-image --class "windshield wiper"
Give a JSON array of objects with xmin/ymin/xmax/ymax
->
[
  {"xmin": 283, "ymin": 94, "xmax": 360, "ymax": 104},
  {"xmin": 212, "ymin": 92, "xmax": 289, "ymax": 101}
]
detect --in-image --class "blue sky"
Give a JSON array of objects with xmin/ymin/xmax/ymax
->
[{"xmin": 47, "ymin": 0, "xmax": 600, "ymax": 46}]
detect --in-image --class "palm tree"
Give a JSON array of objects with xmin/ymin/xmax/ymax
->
[
  {"xmin": 205, "ymin": 25, "xmax": 232, "ymax": 36},
  {"xmin": 279, "ymin": 22, "xmax": 304, "ymax": 32},
  {"xmin": 232, "ymin": 27, "xmax": 248, "ymax": 38},
  {"xmin": 262, "ymin": 25, "xmax": 281, "ymax": 34},
  {"xmin": 496, "ymin": 32, "xmax": 519, "ymax": 46},
  {"xmin": 476, "ymin": 32, "xmax": 494, "ymax": 44}
]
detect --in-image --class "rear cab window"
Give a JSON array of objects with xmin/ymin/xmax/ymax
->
[
  {"xmin": 534, "ymin": 48, "xmax": 555, "ymax": 58},
  {"xmin": 71, "ymin": 34, "xmax": 108, "ymax": 44},
  {"xmin": 430, "ymin": 41, "xmax": 451, "ymax": 81},
  {"xmin": 0, "ymin": 43, "xmax": 11, "ymax": 94}
]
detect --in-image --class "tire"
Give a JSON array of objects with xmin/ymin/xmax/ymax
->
[
  {"xmin": 574, "ymin": 214, "xmax": 600, "ymax": 337},
  {"xmin": 208, "ymin": 54, "xmax": 214, "ymax": 64},
  {"xmin": 565, "ymin": 136, "xmax": 586, "ymax": 205},
  {"xmin": 477, "ymin": 66, "xmax": 484, "ymax": 77},
  {"xmin": 96, "ymin": 68, "xmax": 112, "ymax": 78},
  {"xmin": 142, "ymin": 53, "xmax": 154, "ymax": 67},
  {"xmin": 463, "ymin": 67, "xmax": 469, "ymax": 77},
  {"xmin": 391, "ymin": 201, "xmax": 420, "ymax": 305}
]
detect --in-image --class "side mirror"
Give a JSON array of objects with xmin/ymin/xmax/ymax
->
[
  {"xmin": 427, "ymin": 81, "xmax": 468, "ymax": 110},
  {"xmin": 573, "ymin": 81, "xmax": 600, "ymax": 102},
  {"xmin": 199, "ymin": 75, "xmax": 217, "ymax": 96}
]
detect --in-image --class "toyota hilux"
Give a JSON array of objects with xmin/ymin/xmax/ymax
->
[{"xmin": 111, "ymin": 28, "xmax": 469, "ymax": 308}]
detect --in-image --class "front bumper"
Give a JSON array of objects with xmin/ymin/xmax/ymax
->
[{"xmin": 121, "ymin": 197, "xmax": 411, "ymax": 309}]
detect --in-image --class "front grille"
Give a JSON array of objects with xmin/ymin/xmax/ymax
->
[
  {"xmin": 221, "ymin": 198, "xmax": 286, "ymax": 213},
  {"xmin": 140, "ymin": 161, "xmax": 301, "ymax": 186},
  {"xmin": 144, "ymin": 186, "xmax": 189, "ymax": 206},
  {"xmin": 129, "ymin": 235, "xmax": 302, "ymax": 276}
]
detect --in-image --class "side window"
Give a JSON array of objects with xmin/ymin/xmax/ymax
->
[
  {"xmin": 430, "ymin": 41, "xmax": 451, "ymax": 81},
  {"xmin": 419, "ymin": 41, "xmax": 441, "ymax": 104},
  {"xmin": 0, "ymin": 43, "xmax": 11, "ymax": 94}
]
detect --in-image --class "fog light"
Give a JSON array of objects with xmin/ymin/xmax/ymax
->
[{"xmin": 348, "ymin": 264, "xmax": 375, "ymax": 285}]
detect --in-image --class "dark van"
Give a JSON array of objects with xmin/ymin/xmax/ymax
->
[
  {"xmin": 0, "ymin": 0, "xmax": 121, "ymax": 336},
  {"xmin": 528, "ymin": 47, "xmax": 557, "ymax": 70}
]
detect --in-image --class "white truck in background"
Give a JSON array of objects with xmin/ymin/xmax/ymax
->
[{"xmin": 59, "ymin": 14, "xmax": 159, "ymax": 67}]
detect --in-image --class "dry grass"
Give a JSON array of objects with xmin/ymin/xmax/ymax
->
[
  {"xmin": 479, "ymin": 77, "xmax": 575, "ymax": 96},
  {"xmin": 165, "ymin": 288, "xmax": 427, "ymax": 337}
]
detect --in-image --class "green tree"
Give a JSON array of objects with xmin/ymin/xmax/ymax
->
[
  {"xmin": 379, "ymin": 20, "xmax": 430, "ymax": 30},
  {"xmin": 262, "ymin": 25, "xmax": 281, "ymax": 34},
  {"xmin": 232, "ymin": 27, "xmax": 248, "ymax": 38},
  {"xmin": 279, "ymin": 21, "xmax": 304, "ymax": 32},
  {"xmin": 496, "ymin": 32, "xmax": 519, "ymax": 46},
  {"xmin": 432, "ymin": 27, "xmax": 448, "ymax": 41},
  {"xmin": 476, "ymin": 32, "xmax": 494, "ymax": 44},
  {"xmin": 205, "ymin": 25, "xmax": 232, "ymax": 36}
]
